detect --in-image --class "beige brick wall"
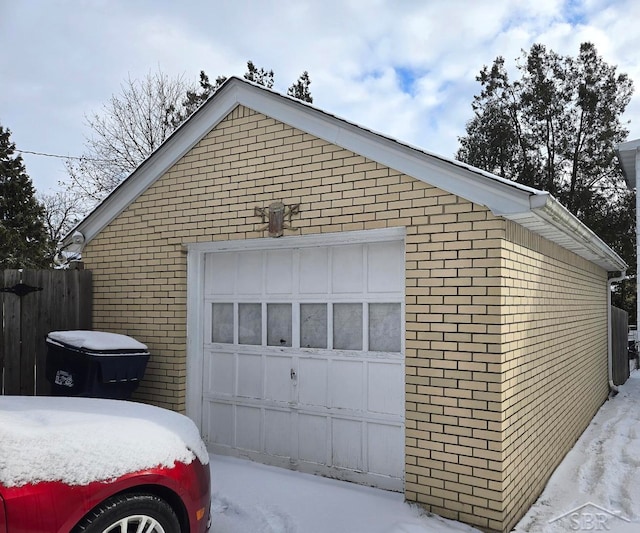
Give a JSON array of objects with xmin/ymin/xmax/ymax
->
[
  {"xmin": 403, "ymin": 205, "xmax": 506, "ymax": 531},
  {"xmin": 82, "ymin": 105, "xmax": 610, "ymax": 532},
  {"xmin": 499, "ymin": 222, "xmax": 609, "ymax": 531}
]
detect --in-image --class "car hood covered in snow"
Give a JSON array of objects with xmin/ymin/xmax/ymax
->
[{"xmin": 0, "ymin": 396, "xmax": 209, "ymax": 487}]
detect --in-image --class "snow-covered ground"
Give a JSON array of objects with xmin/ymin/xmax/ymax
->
[
  {"xmin": 210, "ymin": 371, "xmax": 640, "ymax": 533},
  {"xmin": 208, "ymin": 454, "xmax": 477, "ymax": 533},
  {"xmin": 514, "ymin": 370, "xmax": 640, "ymax": 533}
]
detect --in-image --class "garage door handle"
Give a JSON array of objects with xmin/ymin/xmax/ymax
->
[{"xmin": 290, "ymin": 369, "xmax": 297, "ymax": 380}]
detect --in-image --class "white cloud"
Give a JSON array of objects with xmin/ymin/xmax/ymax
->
[{"xmin": 2, "ymin": 0, "xmax": 640, "ymax": 194}]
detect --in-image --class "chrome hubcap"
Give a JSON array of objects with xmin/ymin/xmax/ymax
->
[{"xmin": 102, "ymin": 515, "xmax": 165, "ymax": 533}]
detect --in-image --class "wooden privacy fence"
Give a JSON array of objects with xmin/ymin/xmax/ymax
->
[
  {"xmin": 611, "ymin": 305, "xmax": 630, "ymax": 387},
  {"xmin": 0, "ymin": 269, "xmax": 92, "ymax": 395}
]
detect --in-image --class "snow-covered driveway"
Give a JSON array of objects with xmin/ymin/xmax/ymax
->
[
  {"xmin": 209, "ymin": 371, "xmax": 640, "ymax": 533},
  {"xmin": 208, "ymin": 453, "xmax": 477, "ymax": 533}
]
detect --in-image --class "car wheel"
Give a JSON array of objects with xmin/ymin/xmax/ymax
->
[{"xmin": 74, "ymin": 492, "xmax": 181, "ymax": 533}]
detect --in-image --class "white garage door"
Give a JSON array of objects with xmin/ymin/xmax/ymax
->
[{"xmin": 200, "ymin": 234, "xmax": 405, "ymax": 490}]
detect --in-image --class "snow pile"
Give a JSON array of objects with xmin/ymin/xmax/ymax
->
[{"xmin": 0, "ymin": 396, "xmax": 208, "ymax": 487}]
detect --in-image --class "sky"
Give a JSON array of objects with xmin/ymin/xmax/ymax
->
[{"xmin": 2, "ymin": 0, "xmax": 640, "ymax": 196}]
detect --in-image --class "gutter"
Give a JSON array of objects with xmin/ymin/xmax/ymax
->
[
  {"xmin": 607, "ymin": 271, "xmax": 626, "ymax": 395},
  {"xmin": 529, "ymin": 193, "xmax": 627, "ymax": 271}
]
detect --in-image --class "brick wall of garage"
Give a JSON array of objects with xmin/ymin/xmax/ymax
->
[
  {"xmin": 498, "ymin": 222, "xmax": 609, "ymax": 531},
  {"xmin": 82, "ymin": 105, "xmax": 609, "ymax": 532}
]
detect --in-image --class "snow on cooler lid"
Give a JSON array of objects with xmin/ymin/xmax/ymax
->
[
  {"xmin": 0, "ymin": 396, "xmax": 209, "ymax": 488},
  {"xmin": 47, "ymin": 330, "xmax": 148, "ymax": 351}
]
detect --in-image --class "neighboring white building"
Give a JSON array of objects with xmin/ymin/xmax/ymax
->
[{"xmin": 616, "ymin": 139, "xmax": 640, "ymax": 331}]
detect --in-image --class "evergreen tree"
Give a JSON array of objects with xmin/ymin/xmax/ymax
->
[
  {"xmin": 243, "ymin": 60, "xmax": 274, "ymax": 88},
  {"xmin": 458, "ymin": 43, "xmax": 633, "ymax": 222},
  {"xmin": 457, "ymin": 42, "xmax": 636, "ymax": 318},
  {"xmin": 173, "ymin": 61, "xmax": 313, "ymax": 126},
  {"xmin": 287, "ymin": 71, "xmax": 313, "ymax": 103},
  {"xmin": 173, "ymin": 70, "xmax": 227, "ymax": 127},
  {"xmin": 0, "ymin": 125, "xmax": 50, "ymax": 268}
]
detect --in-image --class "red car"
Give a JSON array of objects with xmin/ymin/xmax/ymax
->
[{"xmin": 0, "ymin": 396, "xmax": 211, "ymax": 533}]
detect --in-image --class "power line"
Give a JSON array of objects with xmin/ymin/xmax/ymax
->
[{"xmin": 16, "ymin": 149, "xmax": 113, "ymax": 163}]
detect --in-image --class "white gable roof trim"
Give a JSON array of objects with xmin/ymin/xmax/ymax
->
[{"xmin": 64, "ymin": 77, "xmax": 626, "ymax": 272}]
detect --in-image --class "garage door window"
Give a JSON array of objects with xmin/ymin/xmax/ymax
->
[
  {"xmin": 333, "ymin": 303, "xmax": 363, "ymax": 350},
  {"xmin": 239, "ymin": 303, "xmax": 261, "ymax": 345},
  {"xmin": 300, "ymin": 304, "xmax": 327, "ymax": 348},
  {"xmin": 211, "ymin": 301, "xmax": 402, "ymax": 353},
  {"xmin": 212, "ymin": 303, "xmax": 233, "ymax": 343},
  {"xmin": 369, "ymin": 303, "xmax": 402, "ymax": 352},
  {"xmin": 267, "ymin": 303, "xmax": 292, "ymax": 347}
]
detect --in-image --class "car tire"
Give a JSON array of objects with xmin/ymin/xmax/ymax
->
[{"xmin": 74, "ymin": 492, "xmax": 181, "ymax": 533}]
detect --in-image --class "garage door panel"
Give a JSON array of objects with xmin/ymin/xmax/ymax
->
[
  {"xmin": 237, "ymin": 251, "xmax": 263, "ymax": 295},
  {"xmin": 206, "ymin": 351, "xmax": 235, "ymax": 396},
  {"xmin": 298, "ymin": 357, "xmax": 328, "ymax": 407},
  {"xmin": 367, "ymin": 241, "xmax": 404, "ymax": 293},
  {"xmin": 265, "ymin": 410, "xmax": 292, "ymax": 457},
  {"xmin": 205, "ymin": 401, "xmax": 234, "ymax": 447},
  {"xmin": 298, "ymin": 414, "xmax": 329, "ymax": 464},
  {"xmin": 330, "ymin": 360, "xmax": 363, "ymax": 411},
  {"xmin": 332, "ymin": 245, "xmax": 363, "ymax": 293},
  {"xmin": 332, "ymin": 419, "xmax": 364, "ymax": 470},
  {"xmin": 299, "ymin": 248, "xmax": 329, "ymax": 294},
  {"xmin": 237, "ymin": 353, "xmax": 263, "ymax": 399},
  {"xmin": 368, "ymin": 362, "xmax": 404, "ymax": 416},
  {"xmin": 236, "ymin": 405, "xmax": 262, "ymax": 452},
  {"xmin": 367, "ymin": 423, "xmax": 404, "ymax": 477},
  {"xmin": 205, "ymin": 253, "xmax": 236, "ymax": 295},
  {"xmin": 266, "ymin": 250, "xmax": 293, "ymax": 294},
  {"xmin": 265, "ymin": 355, "xmax": 292, "ymax": 402}
]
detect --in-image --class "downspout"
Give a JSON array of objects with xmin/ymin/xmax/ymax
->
[{"xmin": 607, "ymin": 271, "xmax": 626, "ymax": 395}]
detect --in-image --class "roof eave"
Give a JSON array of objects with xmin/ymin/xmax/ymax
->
[
  {"xmin": 506, "ymin": 194, "xmax": 627, "ymax": 271},
  {"xmin": 615, "ymin": 138, "xmax": 640, "ymax": 189}
]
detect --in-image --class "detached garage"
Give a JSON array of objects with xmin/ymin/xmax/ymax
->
[{"xmin": 66, "ymin": 77, "xmax": 626, "ymax": 532}]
